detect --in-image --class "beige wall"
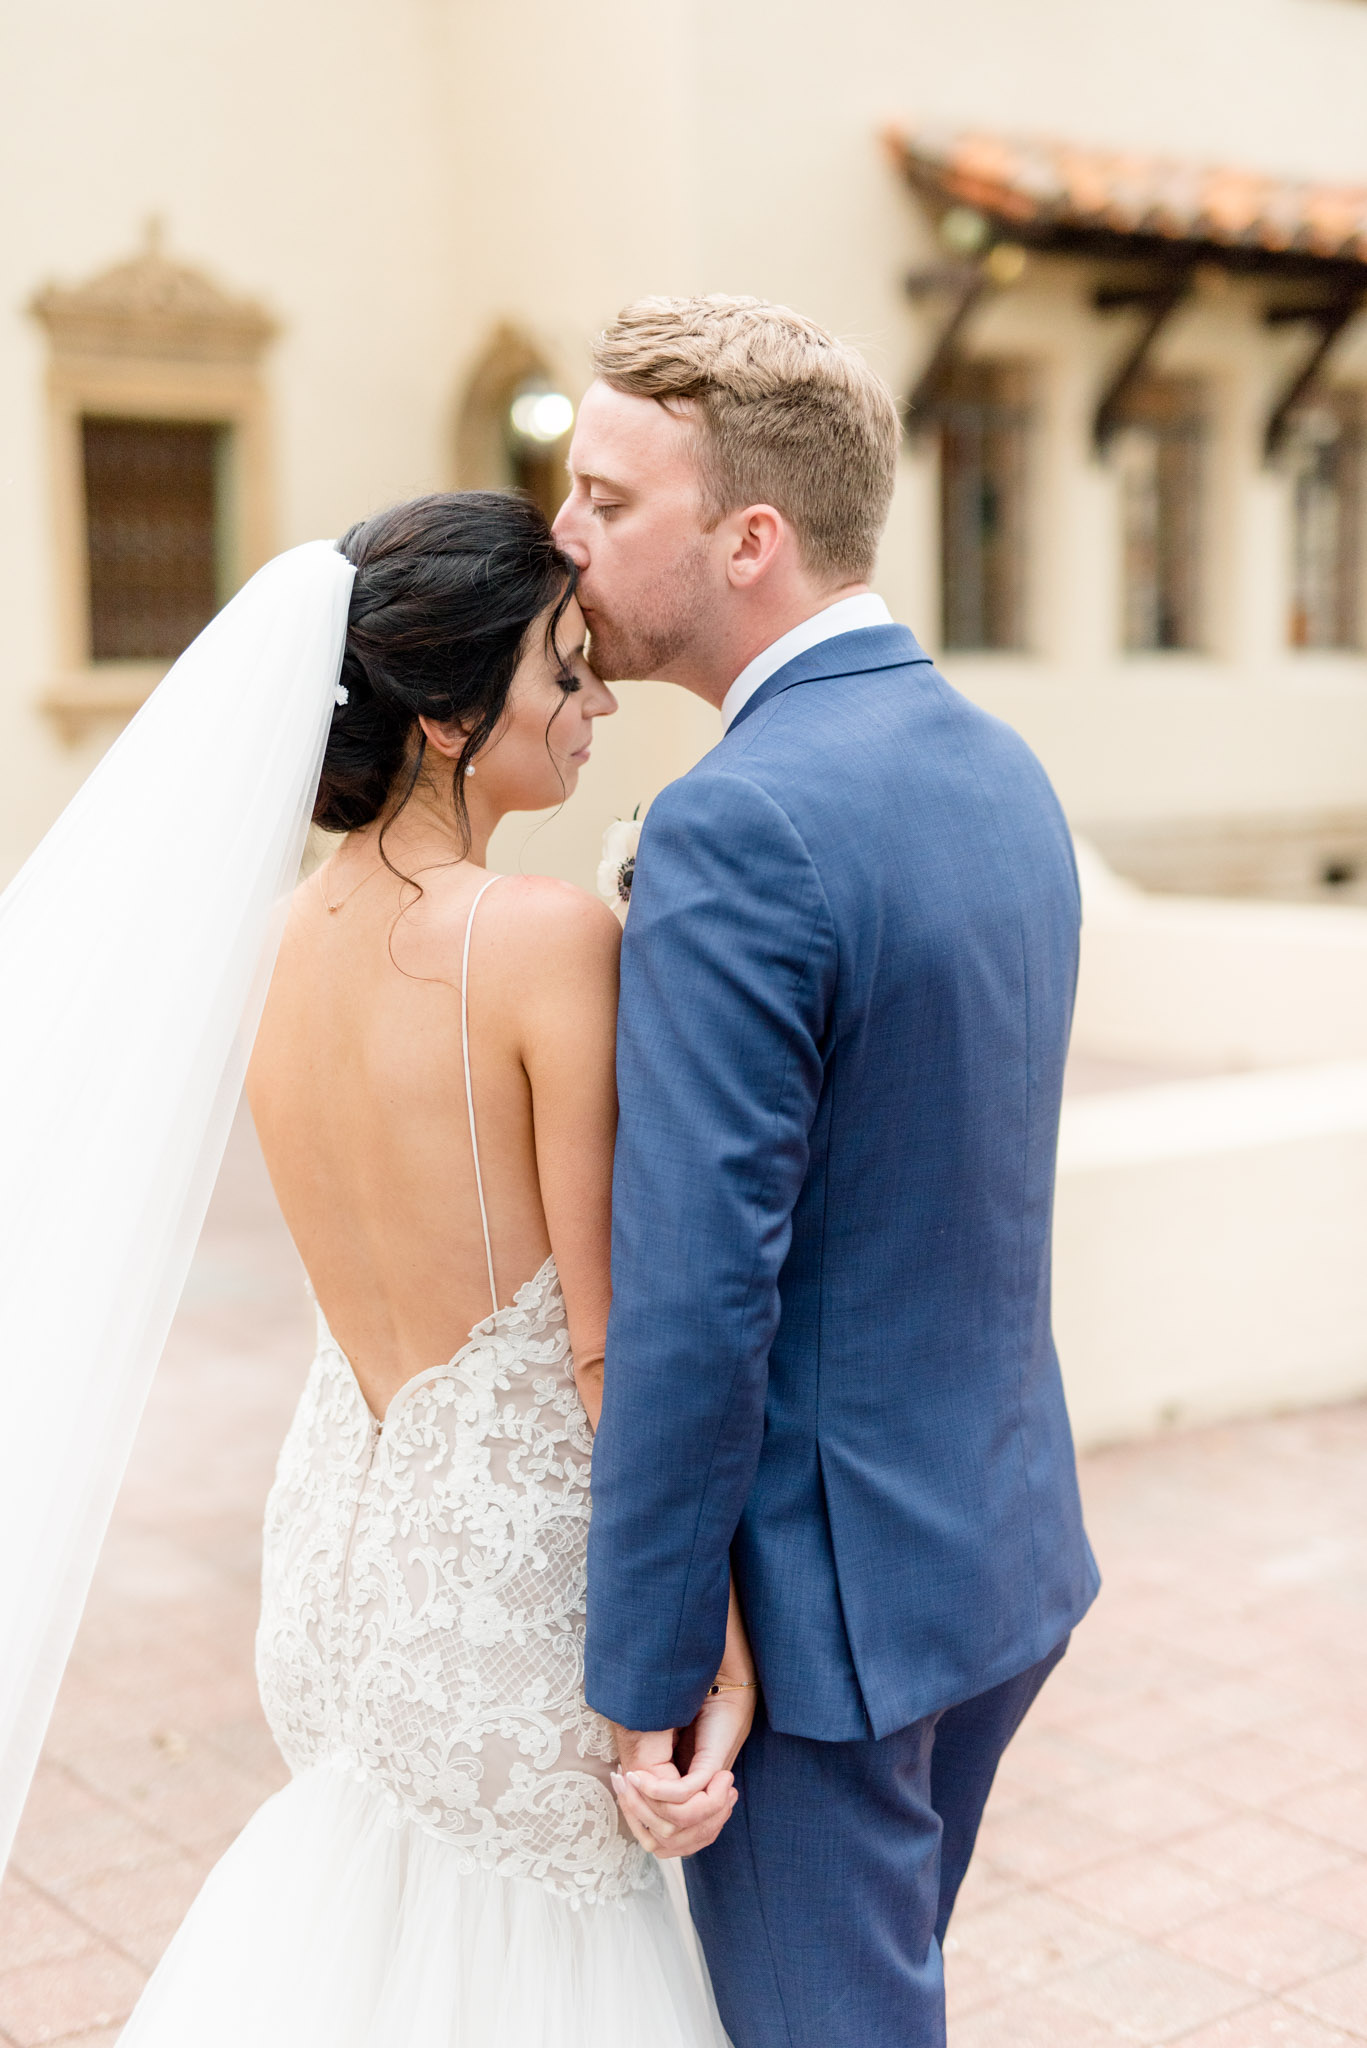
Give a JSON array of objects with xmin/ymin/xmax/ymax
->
[
  {"xmin": 7, "ymin": 0, "xmax": 1367, "ymax": 1447},
  {"xmin": 942, "ymin": 275, "xmax": 1367, "ymax": 837},
  {"xmin": 467, "ymin": 0, "xmax": 1367, "ymax": 891},
  {"xmin": 1, "ymin": 0, "xmax": 462, "ymax": 879},
  {"xmin": 6, "ymin": 0, "xmax": 1367, "ymax": 895}
]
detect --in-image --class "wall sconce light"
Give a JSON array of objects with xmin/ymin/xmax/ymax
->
[{"xmin": 508, "ymin": 381, "xmax": 574, "ymax": 446}]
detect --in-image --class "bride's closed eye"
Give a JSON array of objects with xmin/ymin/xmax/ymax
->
[{"xmin": 554, "ymin": 644, "xmax": 588, "ymax": 693}]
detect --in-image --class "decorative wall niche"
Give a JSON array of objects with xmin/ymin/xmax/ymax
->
[
  {"xmin": 29, "ymin": 221, "xmax": 277, "ymax": 741},
  {"xmin": 454, "ymin": 323, "xmax": 574, "ymax": 526}
]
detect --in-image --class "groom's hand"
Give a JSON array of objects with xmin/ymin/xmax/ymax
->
[{"xmin": 611, "ymin": 1723, "xmax": 737, "ymax": 1859}]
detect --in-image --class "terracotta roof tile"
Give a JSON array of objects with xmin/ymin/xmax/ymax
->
[{"xmin": 885, "ymin": 125, "xmax": 1367, "ymax": 266}]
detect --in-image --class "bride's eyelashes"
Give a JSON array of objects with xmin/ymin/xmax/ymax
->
[{"xmin": 553, "ymin": 641, "xmax": 591, "ymax": 694}]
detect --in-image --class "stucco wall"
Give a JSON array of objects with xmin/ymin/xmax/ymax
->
[
  {"xmin": 6, "ymin": 0, "xmax": 1367, "ymax": 890},
  {"xmin": 0, "ymin": 1, "xmax": 463, "ymax": 878}
]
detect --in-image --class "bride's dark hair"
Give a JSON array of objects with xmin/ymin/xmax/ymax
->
[{"xmin": 316, "ymin": 492, "xmax": 579, "ymax": 847}]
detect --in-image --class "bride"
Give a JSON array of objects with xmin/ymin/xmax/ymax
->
[{"xmin": 3, "ymin": 492, "xmax": 747, "ymax": 2045}]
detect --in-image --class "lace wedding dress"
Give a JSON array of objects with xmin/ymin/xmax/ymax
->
[{"xmin": 119, "ymin": 879, "xmax": 728, "ymax": 2048}]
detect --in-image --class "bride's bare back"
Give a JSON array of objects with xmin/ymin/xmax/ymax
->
[{"xmin": 248, "ymin": 853, "xmax": 619, "ymax": 1424}]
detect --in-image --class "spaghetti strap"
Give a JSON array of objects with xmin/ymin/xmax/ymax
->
[{"xmin": 460, "ymin": 874, "xmax": 504, "ymax": 1316}]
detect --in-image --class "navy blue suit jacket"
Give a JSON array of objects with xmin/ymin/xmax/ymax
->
[{"xmin": 586, "ymin": 624, "xmax": 1098, "ymax": 1743}]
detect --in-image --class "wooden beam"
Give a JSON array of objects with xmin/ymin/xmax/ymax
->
[
  {"xmin": 903, "ymin": 265, "xmax": 988, "ymax": 436},
  {"xmin": 1263, "ymin": 295, "xmax": 1365, "ymax": 462},
  {"xmin": 1093, "ymin": 274, "xmax": 1192, "ymax": 454}
]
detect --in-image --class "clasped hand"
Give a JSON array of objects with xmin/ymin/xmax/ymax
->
[{"xmin": 610, "ymin": 1680, "xmax": 756, "ymax": 1859}]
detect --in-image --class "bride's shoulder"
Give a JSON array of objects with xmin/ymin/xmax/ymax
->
[
  {"xmin": 479, "ymin": 875, "xmax": 620, "ymax": 979},
  {"xmin": 474, "ymin": 878, "xmax": 620, "ymax": 1035}
]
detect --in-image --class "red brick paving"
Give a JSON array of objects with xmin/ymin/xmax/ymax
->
[{"xmin": 1, "ymin": 1108, "xmax": 1365, "ymax": 2045}]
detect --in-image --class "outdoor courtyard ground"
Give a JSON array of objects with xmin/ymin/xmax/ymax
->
[{"xmin": 1, "ymin": 1104, "xmax": 1365, "ymax": 2046}]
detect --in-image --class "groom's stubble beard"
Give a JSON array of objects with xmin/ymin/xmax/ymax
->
[{"xmin": 582, "ymin": 533, "xmax": 715, "ymax": 684}]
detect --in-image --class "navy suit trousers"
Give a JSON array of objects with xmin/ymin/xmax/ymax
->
[{"xmin": 684, "ymin": 1639, "xmax": 1068, "ymax": 2048}]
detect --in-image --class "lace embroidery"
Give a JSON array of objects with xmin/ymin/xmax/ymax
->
[{"xmin": 255, "ymin": 1258, "xmax": 654, "ymax": 1905}]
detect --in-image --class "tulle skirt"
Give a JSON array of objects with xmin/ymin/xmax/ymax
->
[{"xmin": 118, "ymin": 1765, "xmax": 730, "ymax": 2047}]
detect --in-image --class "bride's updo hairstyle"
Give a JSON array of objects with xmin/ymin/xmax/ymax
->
[{"xmin": 317, "ymin": 492, "xmax": 579, "ymax": 850}]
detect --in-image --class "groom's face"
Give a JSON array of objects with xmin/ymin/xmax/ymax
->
[{"xmin": 554, "ymin": 381, "xmax": 716, "ymax": 682}]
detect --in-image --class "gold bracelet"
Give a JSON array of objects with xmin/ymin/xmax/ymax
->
[{"xmin": 707, "ymin": 1679, "xmax": 758, "ymax": 1697}]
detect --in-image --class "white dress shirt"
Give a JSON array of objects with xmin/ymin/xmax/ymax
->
[{"xmin": 719, "ymin": 592, "xmax": 894, "ymax": 731}]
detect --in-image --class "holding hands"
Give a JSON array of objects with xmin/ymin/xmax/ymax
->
[{"xmin": 610, "ymin": 1581, "xmax": 757, "ymax": 1860}]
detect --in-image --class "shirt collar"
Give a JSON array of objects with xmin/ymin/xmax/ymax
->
[{"xmin": 720, "ymin": 593, "xmax": 895, "ymax": 731}]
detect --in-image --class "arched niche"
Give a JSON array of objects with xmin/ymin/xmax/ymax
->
[{"xmin": 454, "ymin": 324, "xmax": 574, "ymax": 525}]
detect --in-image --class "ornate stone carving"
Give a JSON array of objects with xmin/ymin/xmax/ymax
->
[{"xmin": 30, "ymin": 219, "xmax": 276, "ymax": 365}]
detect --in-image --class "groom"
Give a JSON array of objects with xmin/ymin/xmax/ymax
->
[{"xmin": 554, "ymin": 296, "xmax": 1098, "ymax": 2047}]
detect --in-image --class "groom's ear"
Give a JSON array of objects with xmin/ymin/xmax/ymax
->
[{"xmin": 722, "ymin": 504, "xmax": 788, "ymax": 591}]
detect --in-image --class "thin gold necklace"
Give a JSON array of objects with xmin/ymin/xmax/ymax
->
[
  {"xmin": 316, "ymin": 858, "xmax": 386, "ymax": 916},
  {"xmin": 318, "ymin": 849, "xmax": 475, "ymax": 914}
]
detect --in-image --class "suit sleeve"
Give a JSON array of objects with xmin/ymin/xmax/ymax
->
[{"xmin": 584, "ymin": 768, "xmax": 836, "ymax": 1730}]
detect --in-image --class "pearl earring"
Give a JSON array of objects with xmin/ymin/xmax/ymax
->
[{"xmin": 464, "ymin": 764, "xmax": 476, "ymax": 778}]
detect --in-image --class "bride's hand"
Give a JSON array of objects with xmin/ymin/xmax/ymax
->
[
  {"xmin": 614, "ymin": 1682, "xmax": 754, "ymax": 1857},
  {"xmin": 611, "ymin": 1723, "xmax": 735, "ymax": 1860}
]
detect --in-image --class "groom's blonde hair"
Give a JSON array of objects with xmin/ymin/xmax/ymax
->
[{"xmin": 592, "ymin": 295, "xmax": 901, "ymax": 585}]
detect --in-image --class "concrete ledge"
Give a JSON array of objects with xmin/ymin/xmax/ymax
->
[
  {"xmin": 1055, "ymin": 1061, "xmax": 1367, "ymax": 1448},
  {"xmin": 1082, "ymin": 806, "xmax": 1367, "ymax": 907},
  {"xmin": 1073, "ymin": 841, "xmax": 1367, "ymax": 1070}
]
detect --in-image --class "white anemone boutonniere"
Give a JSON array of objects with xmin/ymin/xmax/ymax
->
[{"xmin": 597, "ymin": 811, "xmax": 641, "ymax": 926}]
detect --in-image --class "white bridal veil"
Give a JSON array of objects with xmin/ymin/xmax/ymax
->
[{"xmin": 0, "ymin": 540, "xmax": 356, "ymax": 1873}]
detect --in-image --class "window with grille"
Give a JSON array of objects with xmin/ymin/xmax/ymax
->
[
  {"xmin": 1114, "ymin": 379, "xmax": 1205, "ymax": 653},
  {"xmin": 82, "ymin": 417, "xmax": 227, "ymax": 662},
  {"xmin": 938, "ymin": 361, "xmax": 1032, "ymax": 651},
  {"xmin": 1287, "ymin": 395, "xmax": 1364, "ymax": 650}
]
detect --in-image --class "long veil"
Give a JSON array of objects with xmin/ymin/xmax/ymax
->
[{"xmin": 0, "ymin": 540, "xmax": 355, "ymax": 1874}]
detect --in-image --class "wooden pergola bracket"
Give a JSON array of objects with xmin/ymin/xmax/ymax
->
[
  {"xmin": 903, "ymin": 264, "xmax": 989, "ymax": 435},
  {"xmin": 1092, "ymin": 274, "xmax": 1192, "ymax": 453},
  {"xmin": 1263, "ymin": 295, "xmax": 1365, "ymax": 461}
]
